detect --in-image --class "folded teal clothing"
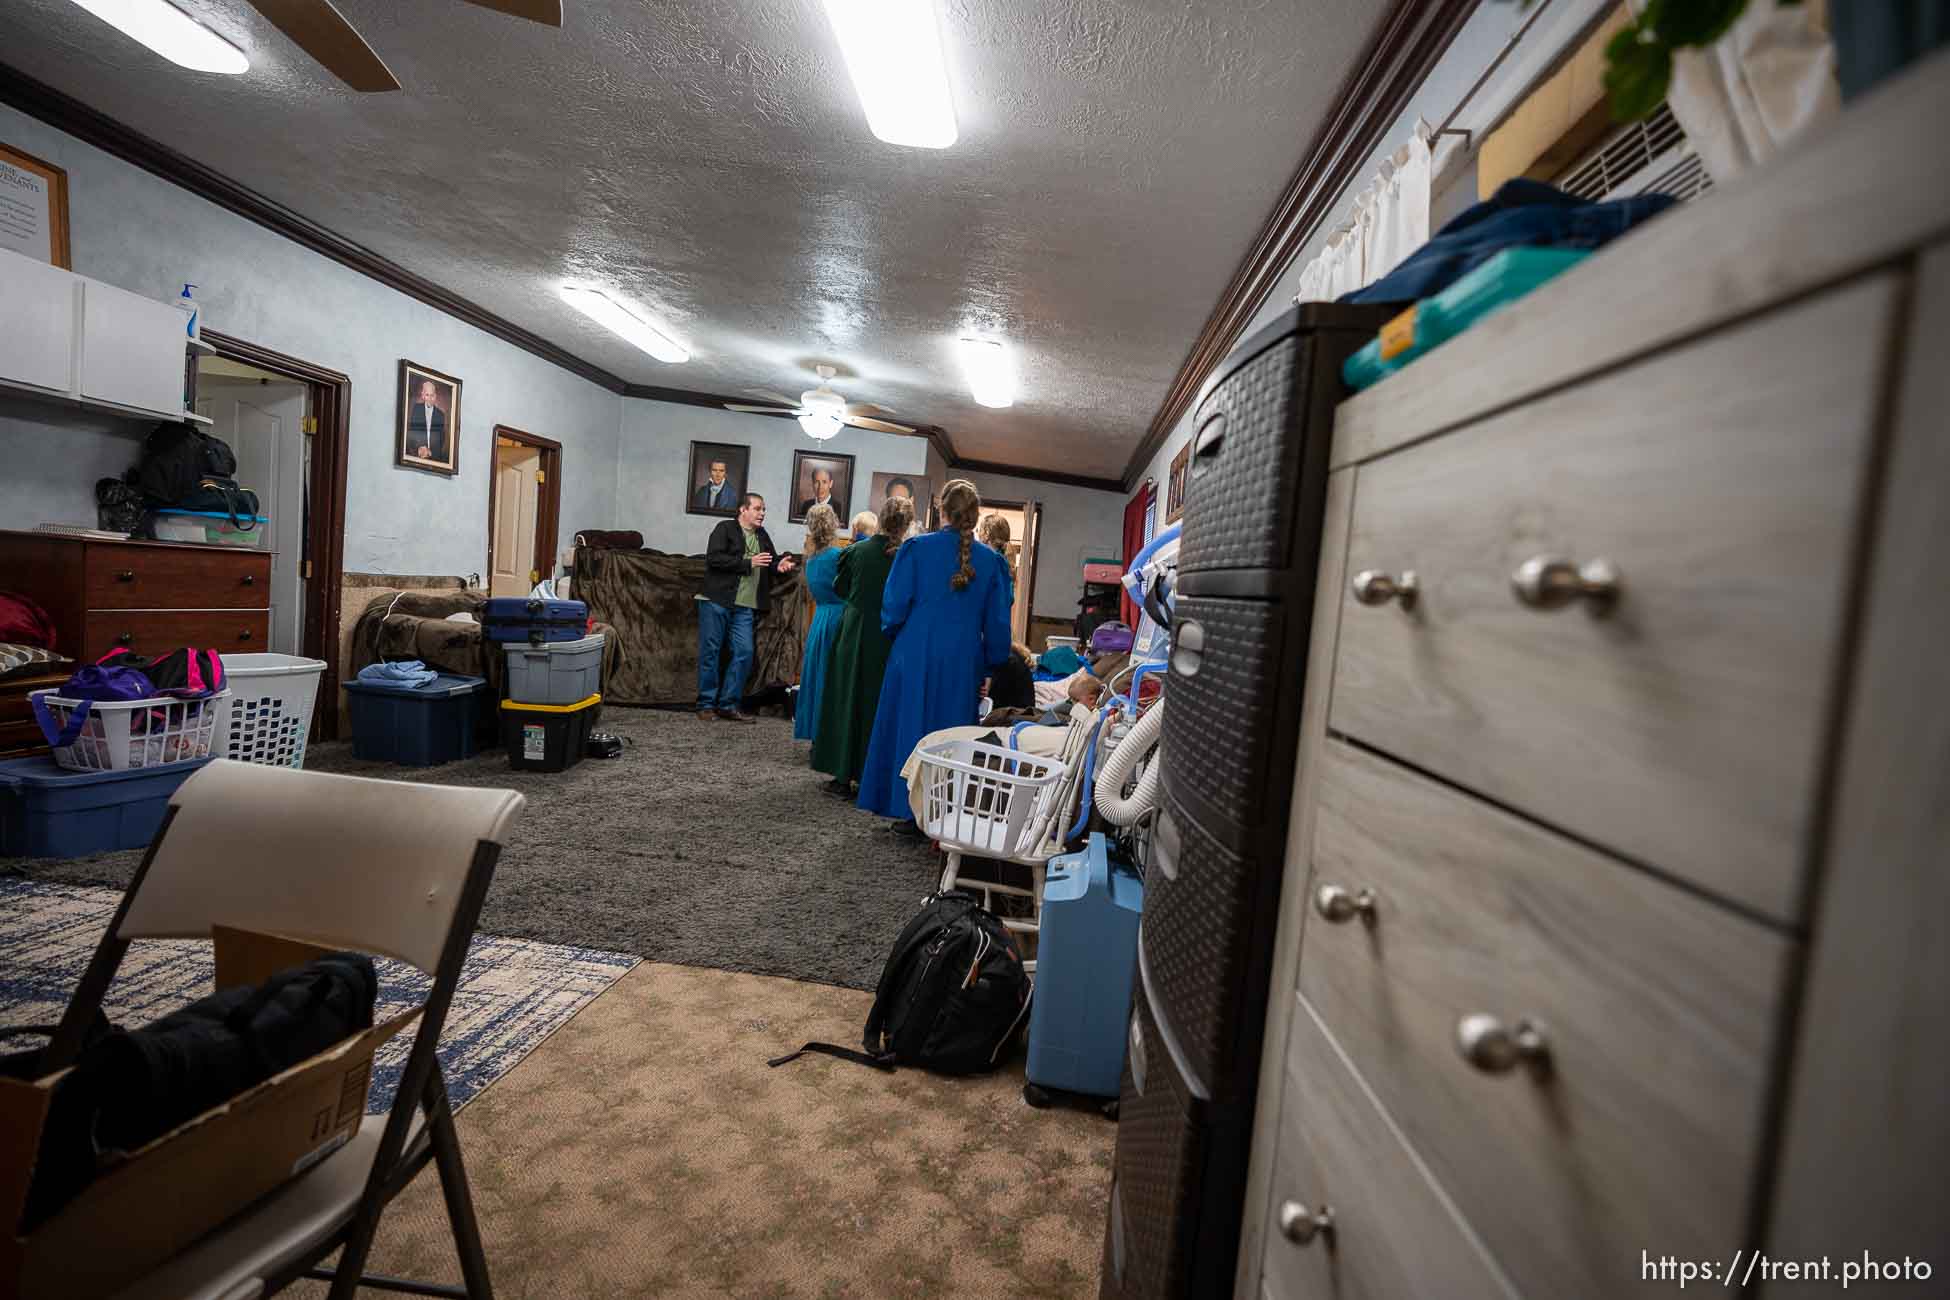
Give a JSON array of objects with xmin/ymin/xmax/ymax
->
[{"xmin": 356, "ymin": 660, "xmax": 438, "ymax": 688}]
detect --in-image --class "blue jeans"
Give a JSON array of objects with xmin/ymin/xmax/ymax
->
[{"xmin": 696, "ymin": 601, "xmax": 755, "ymax": 713}]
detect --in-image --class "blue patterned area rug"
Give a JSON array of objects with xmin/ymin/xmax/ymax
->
[{"xmin": 0, "ymin": 877, "xmax": 637, "ymax": 1111}]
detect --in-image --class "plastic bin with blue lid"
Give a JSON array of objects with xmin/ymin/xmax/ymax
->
[
  {"xmin": 483, "ymin": 596, "xmax": 588, "ymax": 645},
  {"xmin": 341, "ymin": 673, "xmax": 487, "ymax": 766},
  {"xmin": 151, "ymin": 509, "xmax": 270, "ymax": 548},
  {"xmin": 0, "ymin": 756, "xmax": 212, "ymax": 857},
  {"xmin": 1023, "ymin": 832, "xmax": 1144, "ymax": 1111}
]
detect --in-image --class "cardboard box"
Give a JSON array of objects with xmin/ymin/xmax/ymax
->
[{"xmin": 0, "ymin": 928, "xmax": 417, "ymax": 1300}]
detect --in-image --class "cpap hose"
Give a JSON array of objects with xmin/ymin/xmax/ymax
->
[{"xmin": 1095, "ymin": 699, "xmax": 1164, "ymax": 826}]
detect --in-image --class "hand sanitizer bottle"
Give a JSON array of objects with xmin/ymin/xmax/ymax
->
[{"xmin": 178, "ymin": 283, "xmax": 200, "ymax": 344}]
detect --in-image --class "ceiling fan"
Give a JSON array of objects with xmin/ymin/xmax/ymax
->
[
  {"xmin": 245, "ymin": 0, "xmax": 561, "ymax": 92},
  {"xmin": 725, "ymin": 366, "xmax": 916, "ymax": 442}
]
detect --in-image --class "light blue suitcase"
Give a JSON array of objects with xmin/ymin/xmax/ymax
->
[{"xmin": 1024, "ymin": 833, "xmax": 1143, "ymax": 1112}]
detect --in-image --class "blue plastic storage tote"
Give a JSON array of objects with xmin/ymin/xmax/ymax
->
[
  {"xmin": 1025, "ymin": 832, "xmax": 1144, "ymax": 1105},
  {"xmin": 482, "ymin": 597, "xmax": 588, "ymax": 644},
  {"xmin": 0, "ymin": 756, "xmax": 211, "ymax": 858},
  {"xmin": 342, "ymin": 673, "xmax": 486, "ymax": 766}
]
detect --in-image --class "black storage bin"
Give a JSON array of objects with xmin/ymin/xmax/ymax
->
[
  {"xmin": 1140, "ymin": 794, "xmax": 1279, "ymax": 1103},
  {"xmin": 1099, "ymin": 985, "xmax": 1250, "ymax": 1300},
  {"xmin": 498, "ymin": 693, "xmax": 600, "ymax": 773},
  {"xmin": 1100, "ymin": 302, "xmax": 1386, "ymax": 1298}
]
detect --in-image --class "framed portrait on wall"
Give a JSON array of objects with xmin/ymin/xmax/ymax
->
[
  {"xmin": 0, "ymin": 143, "xmax": 70, "ymax": 268},
  {"xmin": 789, "ymin": 450, "xmax": 854, "ymax": 523},
  {"xmin": 868, "ymin": 471, "xmax": 932, "ymax": 536},
  {"xmin": 687, "ymin": 441, "xmax": 750, "ymax": 517},
  {"xmin": 396, "ymin": 361, "xmax": 462, "ymax": 476},
  {"xmin": 1165, "ymin": 440, "xmax": 1191, "ymax": 524}
]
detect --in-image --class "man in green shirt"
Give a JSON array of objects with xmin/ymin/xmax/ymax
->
[{"xmin": 697, "ymin": 493, "xmax": 795, "ymax": 723}]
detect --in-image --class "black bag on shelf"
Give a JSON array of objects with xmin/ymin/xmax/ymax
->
[{"xmin": 132, "ymin": 422, "xmax": 238, "ymax": 508}]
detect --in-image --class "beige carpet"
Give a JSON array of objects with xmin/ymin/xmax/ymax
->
[{"xmin": 296, "ymin": 961, "xmax": 1114, "ymax": 1299}]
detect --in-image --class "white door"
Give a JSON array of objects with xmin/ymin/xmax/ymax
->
[
  {"xmin": 490, "ymin": 440, "xmax": 543, "ymax": 597},
  {"xmin": 1015, "ymin": 503, "xmax": 1040, "ymax": 644},
  {"xmin": 196, "ymin": 380, "xmax": 307, "ymax": 655}
]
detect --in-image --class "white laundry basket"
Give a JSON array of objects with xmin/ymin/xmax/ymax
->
[
  {"xmin": 31, "ymin": 691, "xmax": 228, "ymax": 772},
  {"xmin": 213, "ymin": 654, "xmax": 327, "ymax": 768}
]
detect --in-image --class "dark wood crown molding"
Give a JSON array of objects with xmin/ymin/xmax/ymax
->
[
  {"xmin": 0, "ymin": 63, "xmax": 640, "ymax": 396},
  {"xmin": 1122, "ymin": 0, "xmax": 1480, "ymax": 489},
  {"xmin": 948, "ymin": 458, "xmax": 1126, "ymax": 496}
]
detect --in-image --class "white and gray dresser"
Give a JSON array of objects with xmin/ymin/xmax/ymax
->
[{"xmin": 1235, "ymin": 55, "xmax": 1950, "ymax": 1300}]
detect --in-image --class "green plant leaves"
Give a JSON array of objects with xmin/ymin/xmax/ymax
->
[{"xmin": 1604, "ymin": 24, "xmax": 1674, "ymax": 121}]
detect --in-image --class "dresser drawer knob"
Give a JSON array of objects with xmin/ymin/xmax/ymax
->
[
  {"xmin": 1314, "ymin": 884, "xmax": 1376, "ymax": 925},
  {"xmin": 115, "ymin": 633, "xmax": 134, "ymax": 647},
  {"xmin": 1278, "ymin": 1201, "xmax": 1334, "ymax": 1246},
  {"xmin": 1351, "ymin": 569, "xmax": 1417, "ymax": 609},
  {"xmin": 1457, "ymin": 1014, "xmax": 1551, "ymax": 1075},
  {"xmin": 242, "ymin": 574, "xmax": 256, "ymax": 586},
  {"xmin": 1511, "ymin": 556, "xmax": 1621, "ymax": 613},
  {"xmin": 114, "ymin": 570, "xmax": 135, "ymax": 583}
]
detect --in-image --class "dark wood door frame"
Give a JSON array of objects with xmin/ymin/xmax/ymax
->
[
  {"xmin": 487, "ymin": 425, "xmax": 562, "ymax": 594},
  {"xmin": 982, "ymin": 496, "xmax": 1043, "ymax": 636},
  {"xmin": 192, "ymin": 331, "xmax": 350, "ymax": 741}
]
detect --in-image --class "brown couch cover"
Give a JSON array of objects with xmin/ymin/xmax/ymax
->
[{"xmin": 572, "ymin": 547, "xmax": 806, "ymax": 707}]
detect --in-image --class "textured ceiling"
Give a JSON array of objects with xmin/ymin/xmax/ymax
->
[{"xmin": 4, "ymin": 0, "xmax": 1386, "ymax": 479}]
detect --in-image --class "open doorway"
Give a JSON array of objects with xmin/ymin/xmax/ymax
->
[
  {"xmin": 982, "ymin": 498, "xmax": 1042, "ymax": 645},
  {"xmin": 487, "ymin": 426, "xmax": 561, "ymax": 598},
  {"xmin": 190, "ymin": 334, "xmax": 350, "ymax": 740}
]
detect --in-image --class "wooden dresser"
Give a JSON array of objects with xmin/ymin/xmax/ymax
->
[
  {"xmin": 1236, "ymin": 61, "xmax": 1947, "ymax": 1300},
  {"xmin": 0, "ymin": 530, "xmax": 272, "ymax": 665}
]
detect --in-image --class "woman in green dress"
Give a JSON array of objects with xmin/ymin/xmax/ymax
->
[{"xmin": 811, "ymin": 493, "xmax": 914, "ymax": 796}]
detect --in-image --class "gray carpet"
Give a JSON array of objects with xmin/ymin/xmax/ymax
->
[{"xmin": 0, "ymin": 708, "xmax": 944, "ymax": 990}]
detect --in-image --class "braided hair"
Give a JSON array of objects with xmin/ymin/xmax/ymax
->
[
  {"xmin": 941, "ymin": 479, "xmax": 982, "ymax": 591},
  {"xmin": 877, "ymin": 494, "xmax": 914, "ymax": 555}
]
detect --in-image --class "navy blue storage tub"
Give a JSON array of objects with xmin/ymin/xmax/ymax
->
[
  {"xmin": 342, "ymin": 674, "xmax": 487, "ymax": 766},
  {"xmin": 482, "ymin": 597, "xmax": 588, "ymax": 644},
  {"xmin": 0, "ymin": 757, "xmax": 212, "ymax": 858}
]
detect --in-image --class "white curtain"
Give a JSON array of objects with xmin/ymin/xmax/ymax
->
[
  {"xmin": 1291, "ymin": 120, "xmax": 1433, "ymax": 304},
  {"xmin": 1653, "ymin": 0, "xmax": 1840, "ymax": 179}
]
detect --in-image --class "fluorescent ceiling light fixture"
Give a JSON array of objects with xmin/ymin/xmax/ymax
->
[
  {"xmin": 67, "ymin": 0, "xmax": 250, "ymax": 74},
  {"xmin": 958, "ymin": 338, "xmax": 1015, "ymax": 408},
  {"xmin": 821, "ymin": 0, "xmax": 958, "ymax": 149},
  {"xmin": 798, "ymin": 410, "xmax": 842, "ymax": 440},
  {"xmin": 558, "ymin": 286, "xmax": 688, "ymax": 363}
]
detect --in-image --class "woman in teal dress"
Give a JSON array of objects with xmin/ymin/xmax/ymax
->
[{"xmin": 793, "ymin": 506, "xmax": 846, "ymax": 742}]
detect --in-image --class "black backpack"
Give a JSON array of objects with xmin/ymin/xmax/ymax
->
[
  {"xmin": 134, "ymin": 422, "xmax": 237, "ymax": 505},
  {"xmin": 770, "ymin": 891, "xmax": 1032, "ymax": 1076}
]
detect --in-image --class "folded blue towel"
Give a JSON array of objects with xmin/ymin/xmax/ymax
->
[{"xmin": 357, "ymin": 660, "xmax": 438, "ymax": 688}]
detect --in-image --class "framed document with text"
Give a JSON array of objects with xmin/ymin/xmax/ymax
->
[{"xmin": 0, "ymin": 143, "xmax": 70, "ymax": 269}]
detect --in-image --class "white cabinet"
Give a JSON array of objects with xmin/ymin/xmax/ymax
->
[
  {"xmin": 78, "ymin": 278, "xmax": 188, "ymax": 415},
  {"xmin": 0, "ymin": 247, "xmax": 202, "ymax": 425},
  {"xmin": 0, "ymin": 249, "xmax": 78, "ymax": 395}
]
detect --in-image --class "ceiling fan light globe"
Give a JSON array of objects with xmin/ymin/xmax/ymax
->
[{"xmin": 798, "ymin": 411, "xmax": 843, "ymax": 441}]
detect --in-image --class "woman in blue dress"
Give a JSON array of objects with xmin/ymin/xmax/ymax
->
[
  {"xmin": 857, "ymin": 479, "xmax": 1014, "ymax": 823},
  {"xmin": 793, "ymin": 505, "xmax": 847, "ymax": 743}
]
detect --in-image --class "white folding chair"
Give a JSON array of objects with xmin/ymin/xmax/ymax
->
[{"xmin": 37, "ymin": 759, "xmax": 523, "ymax": 1300}]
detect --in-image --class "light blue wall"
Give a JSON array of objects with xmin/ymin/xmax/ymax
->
[
  {"xmin": 0, "ymin": 103, "xmax": 621, "ymax": 577},
  {"xmin": 616, "ymin": 399, "xmax": 929, "ymax": 556},
  {"xmin": 954, "ymin": 468, "xmax": 1125, "ymax": 622}
]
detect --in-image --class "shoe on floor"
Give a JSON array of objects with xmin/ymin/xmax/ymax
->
[
  {"xmin": 890, "ymin": 819, "xmax": 929, "ymax": 841},
  {"xmin": 716, "ymin": 710, "xmax": 757, "ymax": 725},
  {"xmin": 820, "ymin": 777, "xmax": 855, "ymax": 800},
  {"xmin": 697, "ymin": 710, "xmax": 716, "ymax": 721}
]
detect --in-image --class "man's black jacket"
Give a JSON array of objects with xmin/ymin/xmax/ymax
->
[{"xmin": 700, "ymin": 518, "xmax": 782, "ymax": 611}]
